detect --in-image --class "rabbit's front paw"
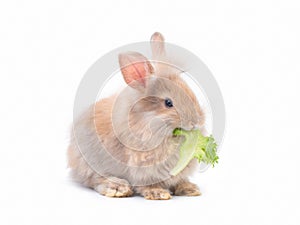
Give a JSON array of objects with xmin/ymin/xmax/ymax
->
[
  {"xmin": 142, "ymin": 188, "xmax": 172, "ymax": 200},
  {"xmin": 174, "ymin": 181, "xmax": 201, "ymax": 196},
  {"xmin": 95, "ymin": 177, "xmax": 133, "ymax": 198}
]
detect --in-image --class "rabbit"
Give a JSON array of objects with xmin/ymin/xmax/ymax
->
[{"xmin": 67, "ymin": 32, "xmax": 205, "ymax": 200}]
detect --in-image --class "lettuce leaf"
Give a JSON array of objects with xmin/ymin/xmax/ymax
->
[{"xmin": 170, "ymin": 128, "xmax": 218, "ymax": 176}]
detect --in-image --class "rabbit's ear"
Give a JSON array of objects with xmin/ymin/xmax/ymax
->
[
  {"xmin": 150, "ymin": 32, "xmax": 166, "ymax": 59},
  {"xmin": 119, "ymin": 51, "xmax": 154, "ymax": 90},
  {"xmin": 150, "ymin": 32, "xmax": 180, "ymax": 76}
]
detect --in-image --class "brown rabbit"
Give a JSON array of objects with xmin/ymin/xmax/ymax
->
[{"xmin": 68, "ymin": 32, "xmax": 205, "ymax": 200}]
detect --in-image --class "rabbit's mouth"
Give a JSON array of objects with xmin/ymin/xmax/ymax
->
[
  {"xmin": 173, "ymin": 127, "xmax": 197, "ymax": 137},
  {"xmin": 172, "ymin": 125, "xmax": 202, "ymax": 137},
  {"xmin": 177, "ymin": 126, "xmax": 200, "ymax": 132}
]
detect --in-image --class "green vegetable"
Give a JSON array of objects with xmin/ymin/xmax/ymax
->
[{"xmin": 170, "ymin": 128, "xmax": 219, "ymax": 176}]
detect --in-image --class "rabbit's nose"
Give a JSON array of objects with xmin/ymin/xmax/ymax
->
[
  {"xmin": 181, "ymin": 121, "xmax": 200, "ymax": 131},
  {"xmin": 187, "ymin": 122, "xmax": 199, "ymax": 130}
]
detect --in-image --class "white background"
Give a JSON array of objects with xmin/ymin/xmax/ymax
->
[{"xmin": 1, "ymin": 1, "xmax": 300, "ymax": 225}]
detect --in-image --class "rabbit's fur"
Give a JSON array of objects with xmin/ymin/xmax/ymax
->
[{"xmin": 68, "ymin": 33, "xmax": 205, "ymax": 200}]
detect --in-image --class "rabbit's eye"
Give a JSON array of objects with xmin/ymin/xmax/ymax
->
[{"xmin": 165, "ymin": 98, "xmax": 173, "ymax": 108}]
